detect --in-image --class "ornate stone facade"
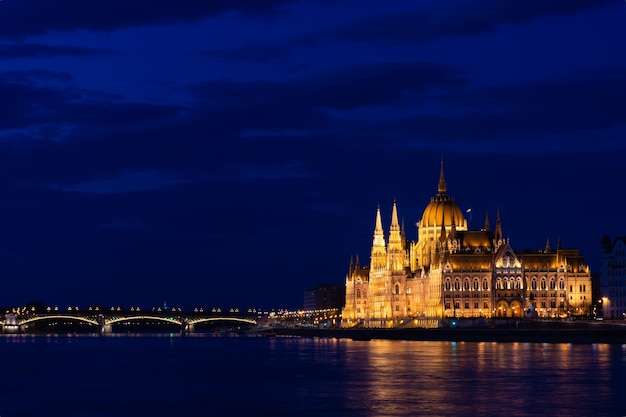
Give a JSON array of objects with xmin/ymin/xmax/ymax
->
[{"xmin": 341, "ymin": 162, "xmax": 592, "ymax": 328}]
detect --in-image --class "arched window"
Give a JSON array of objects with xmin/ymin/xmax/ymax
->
[
  {"xmin": 473, "ymin": 301, "xmax": 479, "ymax": 309},
  {"xmin": 483, "ymin": 280, "xmax": 489, "ymax": 290},
  {"xmin": 550, "ymin": 279, "xmax": 556, "ymax": 290},
  {"xmin": 464, "ymin": 301, "xmax": 470, "ymax": 309},
  {"xmin": 395, "ymin": 284, "xmax": 400, "ymax": 295},
  {"xmin": 473, "ymin": 280, "xmax": 479, "ymax": 291},
  {"xmin": 531, "ymin": 279, "xmax": 537, "ymax": 290},
  {"xmin": 445, "ymin": 302, "xmax": 451, "ymax": 310},
  {"xmin": 454, "ymin": 280, "xmax": 461, "ymax": 290},
  {"xmin": 464, "ymin": 280, "xmax": 470, "ymax": 291},
  {"xmin": 541, "ymin": 279, "xmax": 547, "ymax": 290},
  {"xmin": 356, "ymin": 289, "xmax": 361, "ymax": 298},
  {"xmin": 445, "ymin": 281, "xmax": 451, "ymax": 291},
  {"xmin": 559, "ymin": 280, "xmax": 565, "ymax": 290}
]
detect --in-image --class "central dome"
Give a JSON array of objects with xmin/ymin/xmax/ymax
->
[{"xmin": 420, "ymin": 162, "xmax": 466, "ymax": 228}]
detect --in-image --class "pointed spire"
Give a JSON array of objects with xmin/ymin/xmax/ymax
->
[
  {"xmin": 449, "ymin": 213, "xmax": 457, "ymax": 239},
  {"xmin": 375, "ymin": 204, "xmax": 383, "ymax": 235},
  {"xmin": 484, "ymin": 210, "xmax": 490, "ymax": 231},
  {"xmin": 349, "ymin": 256, "xmax": 354, "ymax": 274},
  {"xmin": 391, "ymin": 199, "xmax": 399, "ymax": 229},
  {"xmin": 557, "ymin": 236, "xmax": 561, "ymax": 250},
  {"xmin": 388, "ymin": 200, "xmax": 403, "ymax": 252},
  {"xmin": 495, "ymin": 208, "xmax": 503, "ymax": 243},
  {"xmin": 438, "ymin": 158, "xmax": 447, "ymax": 194},
  {"xmin": 545, "ymin": 237, "xmax": 551, "ymax": 253},
  {"xmin": 355, "ymin": 254, "xmax": 360, "ymax": 269},
  {"xmin": 371, "ymin": 205, "xmax": 387, "ymax": 269}
]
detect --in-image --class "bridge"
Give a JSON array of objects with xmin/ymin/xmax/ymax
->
[{"xmin": 1, "ymin": 312, "xmax": 258, "ymax": 334}]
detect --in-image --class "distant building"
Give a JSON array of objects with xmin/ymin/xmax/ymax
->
[
  {"xmin": 599, "ymin": 235, "xmax": 626, "ymax": 320},
  {"xmin": 342, "ymin": 162, "xmax": 593, "ymax": 328},
  {"xmin": 304, "ymin": 284, "xmax": 346, "ymax": 311}
]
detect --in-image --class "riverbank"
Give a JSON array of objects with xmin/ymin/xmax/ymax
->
[{"xmin": 251, "ymin": 321, "xmax": 626, "ymax": 344}]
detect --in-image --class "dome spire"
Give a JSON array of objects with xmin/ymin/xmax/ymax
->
[{"xmin": 438, "ymin": 158, "xmax": 447, "ymax": 194}]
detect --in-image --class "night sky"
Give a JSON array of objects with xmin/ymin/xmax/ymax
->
[{"xmin": 0, "ymin": 0, "xmax": 624, "ymax": 311}]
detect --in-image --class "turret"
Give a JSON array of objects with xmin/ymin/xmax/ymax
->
[
  {"xmin": 370, "ymin": 205, "xmax": 387, "ymax": 270},
  {"xmin": 388, "ymin": 200, "xmax": 402, "ymax": 251}
]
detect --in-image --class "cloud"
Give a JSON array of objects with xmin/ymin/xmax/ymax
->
[
  {"xmin": 294, "ymin": 0, "xmax": 615, "ymax": 46},
  {"xmin": 0, "ymin": 42, "xmax": 118, "ymax": 59},
  {"xmin": 194, "ymin": 61, "xmax": 467, "ymax": 111},
  {"xmin": 202, "ymin": 43, "xmax": 292, "ymax": 63},
  {"xmin": 0, "ymin": 0, "xmax": 301, "ymax": 39}
]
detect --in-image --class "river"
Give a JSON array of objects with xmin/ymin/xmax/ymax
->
[{"xmin": 0, "ymin": 333, "xmax": 624, "ymax": 416}]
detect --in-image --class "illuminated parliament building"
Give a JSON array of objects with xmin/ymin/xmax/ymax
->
[{"xmin": 341, "ymin": 163, "xmax": 592, "ymax": 328}]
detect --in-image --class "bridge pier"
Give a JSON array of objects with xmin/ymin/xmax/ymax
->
[
  {"xmin": 96, "ymin": 315, "xmax": 112, "ymax": 333},
  {"xmin": 180, "ymin": 318, "xmax": 194, "ymax": 334},
  {"xmin": 3, "ymin": 313, "xmax": 20, "ymax": 333}
]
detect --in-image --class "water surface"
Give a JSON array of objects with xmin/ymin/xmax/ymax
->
[{"xmin": 0, "ymin": 334, "xmax": 623, "ymax": 416}]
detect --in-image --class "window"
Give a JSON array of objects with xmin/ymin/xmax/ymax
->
[
  {"xmin": 464, "ymin": 302, "xmax": 469, "ymax": 309},
  {"xmin": 356, "ymin": 289, "xmax": 361, "ymax": 298},
  {"xmin": 395, "ymin": 284, "xmax": 400, "ymax": 295},
  {"xmin": 464, "ymin": 281, "xmax": 470, "ymax": 291},
  {"xmin": 474, "ymin": 281, "xmax": 479, "ymax": 290},
  {"xmin": 445, "ymin": 302, "xmax": 451, "ymax": 310},
  {"xmin": 559, "ymin": 280, "xmax": 565, "ymax": 290},
  {"xmin": 483, "ymin": 302, "xmax": 489, "ymax": 309},
  {"xmin": 532, "ymin": 280, "xmax": 537, "ymax": 290},
  {"xmin": 455, "ymin": 280, "xmax": 460, "ymax": 290},
  {"xmin": 474, "ymin": 301, "xmax": 479, "ymax": 309},
  {"xmin": 541, "ymin": 280, "xmax": 547, "ymax": 290},
  {"xmin": 454, "ymin": 302, "xmax": 460, "ymax": 309},
  {"xmin": 483, "ymin": 280, "xmax": 489, "ymax": 290},
  {"xmin": 395, "ymin": 305, "xmax": 399, "ymax": 312},
  {"xmin": 445, "ymin": 281, "xmax": 451, "ymax": 291}
]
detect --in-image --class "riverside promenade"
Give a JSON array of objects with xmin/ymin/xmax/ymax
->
[{"xmin": 253, "ymin": 321, "xmax": 626, "ymax": 344}]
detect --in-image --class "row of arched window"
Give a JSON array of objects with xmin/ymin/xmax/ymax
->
[
  {"xmin": 445, "ymin": 301, "xmax": 489, "ymax": 310},
  {"xmin": 445, "ymin": 279, "xmax": 489, "ymax": 291},
  {"xmin": 528, "ymin": 277, "xmax": 565, "ymax": 291}
]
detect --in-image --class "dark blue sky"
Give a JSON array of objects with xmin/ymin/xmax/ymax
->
[{"xmin": 0, "ymin": 0, "xmax": 624, "ymax": 311}]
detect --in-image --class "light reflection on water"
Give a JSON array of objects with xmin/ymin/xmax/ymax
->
[{"xmin": 0, "ymin": 334, "xmax": 624, "ymax": 417}]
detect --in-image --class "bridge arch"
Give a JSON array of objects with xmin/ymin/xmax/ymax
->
[
  {"xmin": 19, "ymin": 315, "xmax": 99, "ymax": 327},
  {"xmin": 188, "ymin": 317, "xmax": 257, "ymax": 326},
  {"xmin": 105, "ymin": 316, "xmax": 182, "ymax": 326}
]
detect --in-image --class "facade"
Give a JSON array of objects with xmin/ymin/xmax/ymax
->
[
  {"xmin": 599, "ymin": 235, "xmax": 626, "ymax": 320},
  {"xmin": 342, "ymin": 163, "xmax": 593, "ymax": 328},
  {"xmin": 303, "ymin": 284, "xmax": 346, "ymax": 311}
]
